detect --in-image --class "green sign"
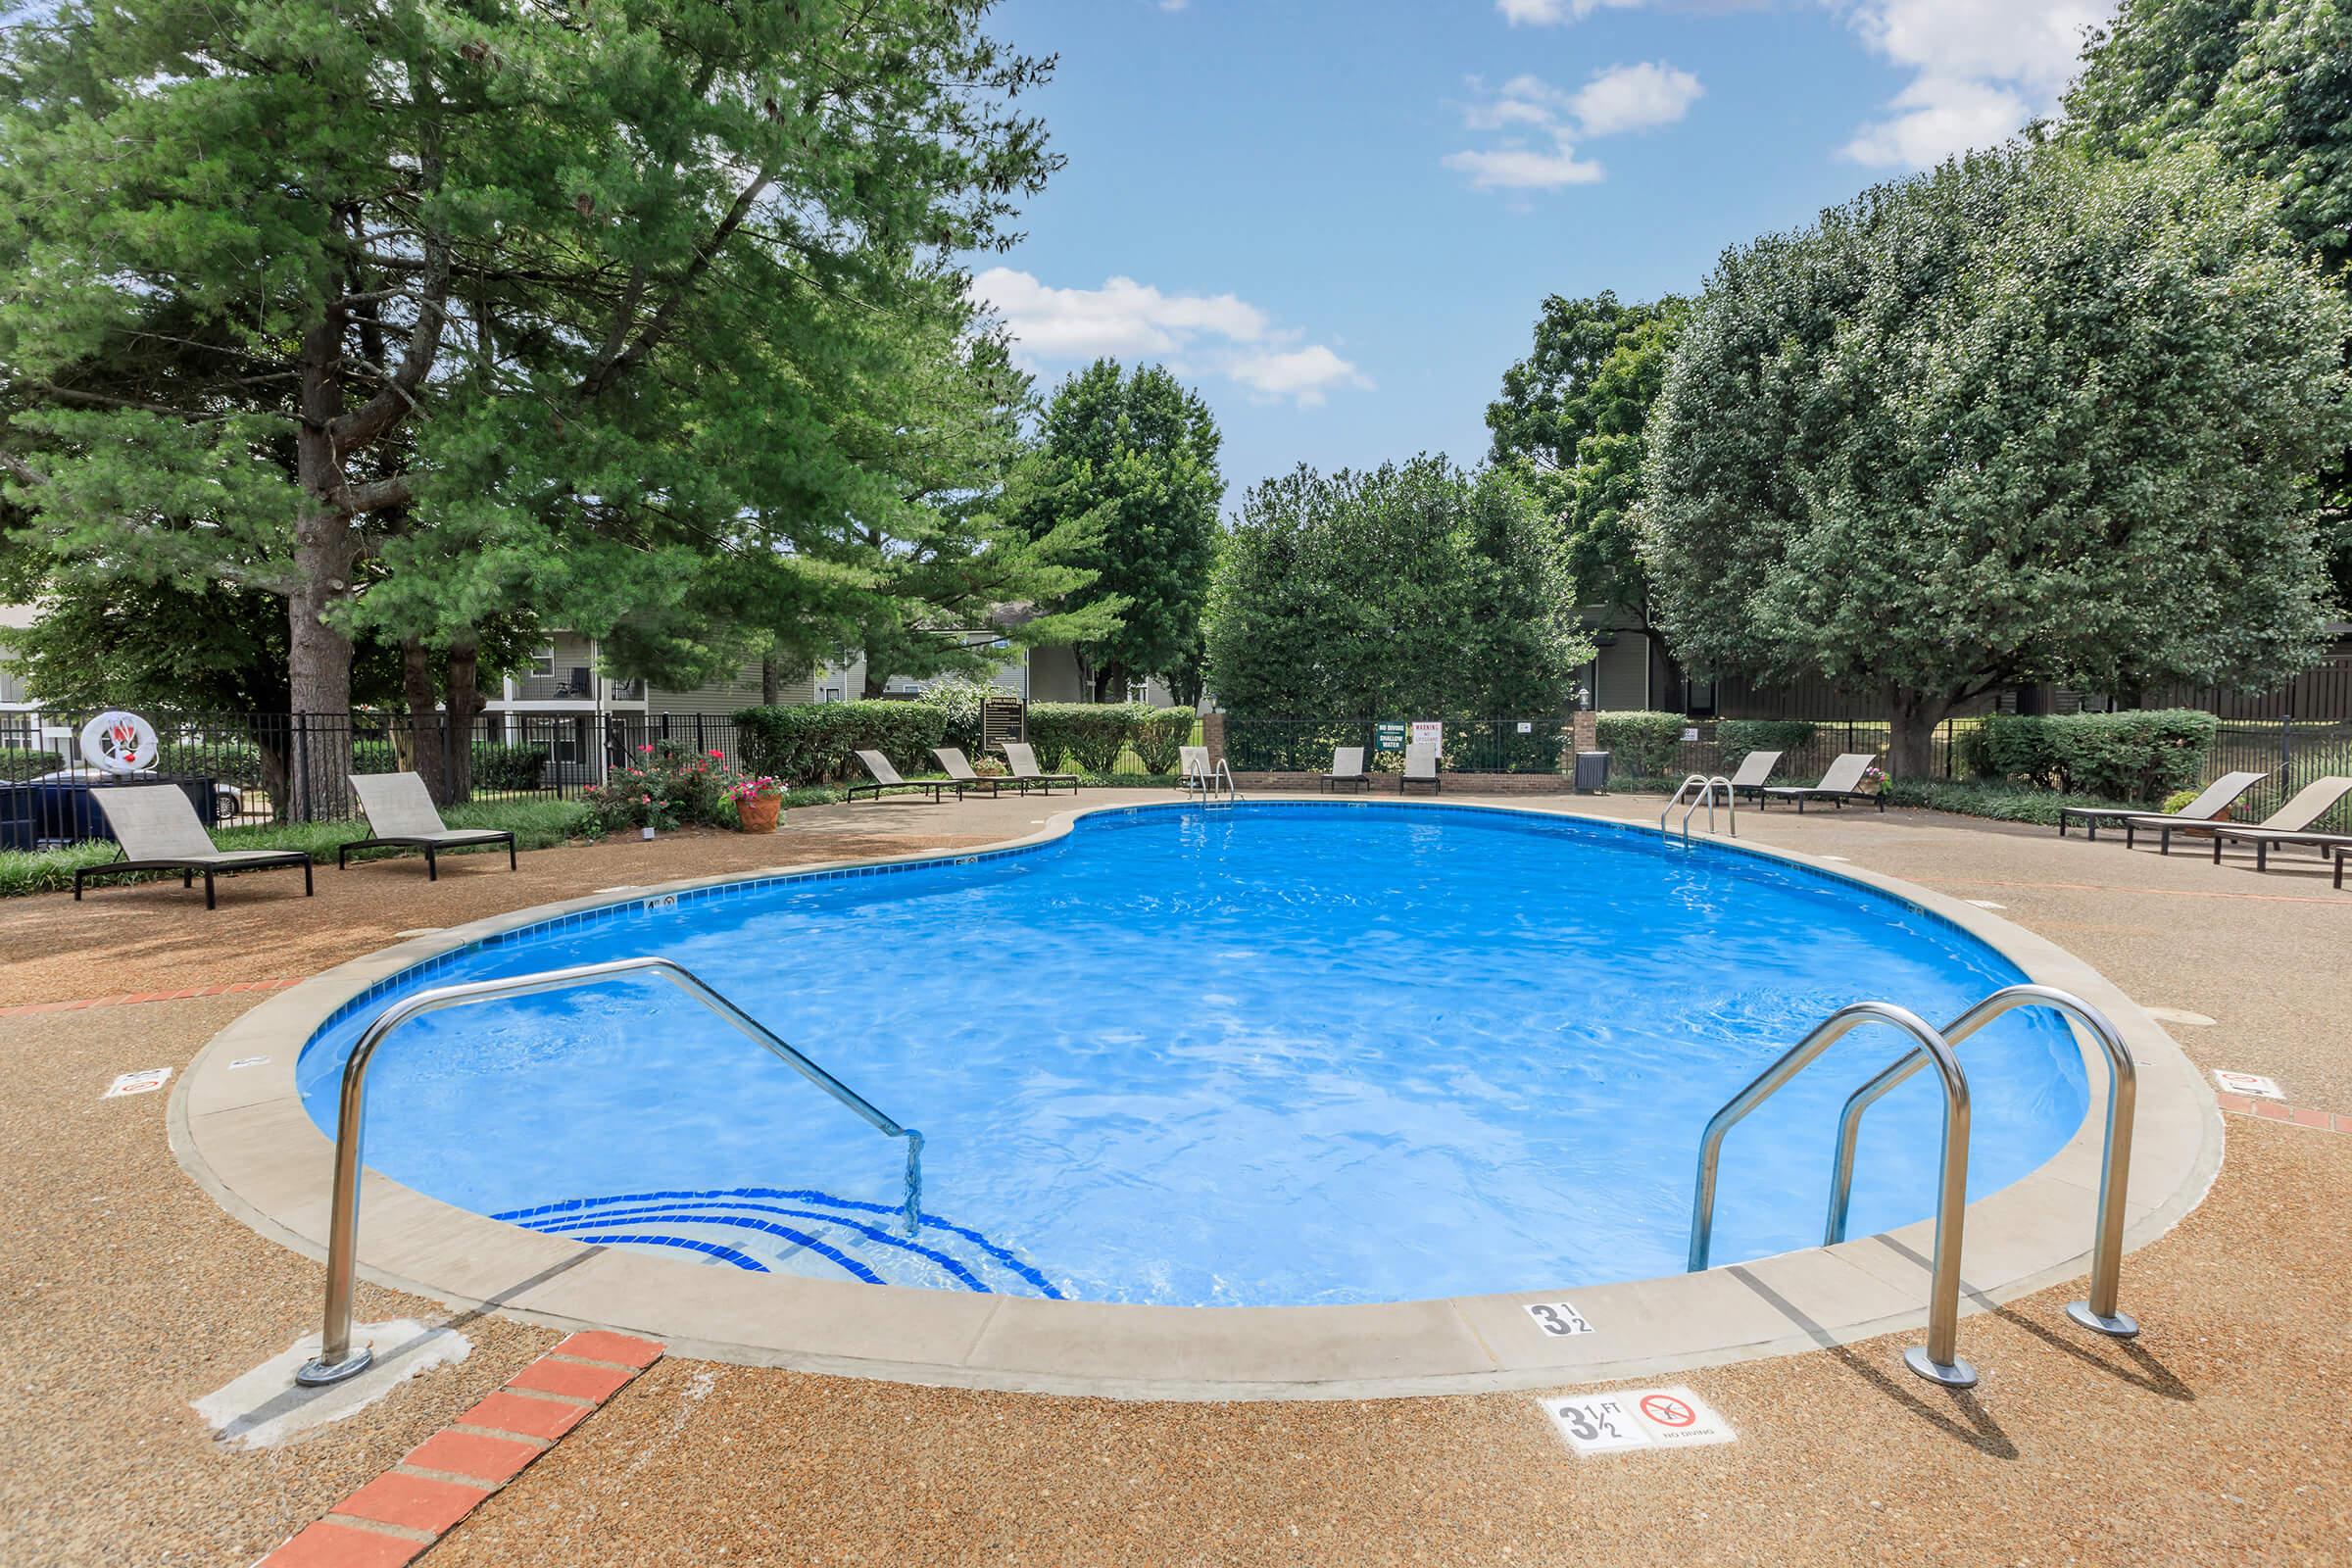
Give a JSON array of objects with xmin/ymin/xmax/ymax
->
[{"xmin": 1374, "ymin": 720, "xmax": 1407, "ymax": 753}]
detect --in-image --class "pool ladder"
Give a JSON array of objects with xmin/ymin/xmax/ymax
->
[
  {"xmin": 293, "ymin": 956, "xmax": 922, "ymax": 1389},
  {"xmin": 1198, "ymin": 759, "xmax": 1242, "ymax": 806},
  {"xmin": 1661, "ymin": 773, "xmax": 1737, "ymax": 843},
  {"xmin": 1687, "ymin": 984, "xmax": 2139, "ymax": 1388}
]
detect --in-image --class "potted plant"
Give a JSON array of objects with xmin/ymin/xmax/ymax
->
[
  {"xmin": 727, "ymin": 775, "xmax": 785, "ymax": 834},
  {"xmin": 1857, "ymin": 764, "xmax": 1889, "ymax": 796}
]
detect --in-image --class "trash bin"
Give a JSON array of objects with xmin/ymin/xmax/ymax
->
[{"xmin": 1573, "ymin": 751, "xmax": 1610, "ymax": 794}]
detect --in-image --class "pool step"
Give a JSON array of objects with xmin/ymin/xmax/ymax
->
[{"xmin": 497, "ymin": 1188, "xmax": 1061, "ymax": 1298}]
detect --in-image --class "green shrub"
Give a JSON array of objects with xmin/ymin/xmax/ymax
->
[
  {"xmin": 352, "ymin": 738, "xmax": 401, "ymax": 775},
  {"xmin": 0, "ymin": 747, "xmax": 63, "ymax": 782},
  {"xmin": 1026, "ymin": 703, "xmax": 1141, "ymax": 773},
  {"xmin": 733, "ymin": 701, "xmax": 949, "ymax": 785},
  {"xmin": 1880, "ymin": 779, "xmax": 2136, "ymax": 825},
  {"xmin": 1961, "ymin": 710, "xmax": 2214, "ymax": 804},
  {"xmin": 1713, "ymin": 719, "xmax": 1815, "ymax": 773},
  {"xmin": 1131, "ymin": 709, "xmax": 1196, "ymax": 773},
  {"xmin": 914, "ymin": 675, "xmax": 995, "ymax": 757},
  {"xmin": 1594, "ymin": 710, "xmax": 1688, "ymax": 778},
  {"xmin": 586, "ymin": 738, "xmax": 731, "ymax": 830},
  {"xmin": 470, "ymin": 742, "xmax": 551, "ymax": 792},
  {"xmin": 2159, "ymin": 787, "xmax": 2199, "ymax": 815}
]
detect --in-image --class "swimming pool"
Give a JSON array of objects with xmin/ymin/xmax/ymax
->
[{"xmin": 292, "ymin": 802, "xmax": 2088, "ymax": 1308}]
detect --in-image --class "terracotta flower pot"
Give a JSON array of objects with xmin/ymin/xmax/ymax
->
[{"xmin": 737, "ymin": 796, "xmax": 781, "ymax": 834}]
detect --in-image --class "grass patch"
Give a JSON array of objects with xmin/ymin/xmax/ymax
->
[{"xmin": 2, "ymin": 797, "xmax": 601, "ymax": 898}]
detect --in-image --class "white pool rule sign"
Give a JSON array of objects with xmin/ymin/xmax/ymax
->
[{"xmin": 1544, "ymin": 1386, "xmax": 1734, "ymax": 1456}]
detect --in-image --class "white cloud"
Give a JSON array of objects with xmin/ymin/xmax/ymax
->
[
  {"xmin": 1444, "ymin": 141, "xmax": 1607, "ymax": 191},
  {"xmin": 1496, "ymin": 0, "xmax": 1647, "ymax": 24},
  {"xmin": 1225, "ymin": 346, "xmax": 1375, "ymax": 408},
  {"xmin": 969, "ymin": 268, "xmax": 1368, "ymax": 408},
  {"xmin": 1446, "ymin": 63, "xmax": 1700, "ymax": 195},
  {"xmin": 1568, "ymin": 61, "xmax": 1705, "ymax": 136},
  {"xmin": 1838, "ymin": 0, "xmax": 2112, "ymax": 168}
]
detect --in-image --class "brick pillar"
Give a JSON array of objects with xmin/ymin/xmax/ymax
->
[
  {"xmin": 1202, "ymin": 710, "xmax": 1227, "ymax": 770},
  {"xmin": 1572, "ymin": 710, "xmax": 1597, "ymax": 755}
]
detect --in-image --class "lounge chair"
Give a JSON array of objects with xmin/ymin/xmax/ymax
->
[
  {"xmin": 1760, "ymin": 753, "xmax": 1884, "ymax": 812},
  {"xmin": 75, "ymin": 785, "xmax": 313, "ymax": 909},
  {"xmin": 1178, "ymin": 745, "xmax": 1213, "ymax": 794},
  {"xmin": 2164, "ymin": 776, "xmax": 2352, "ymax": 870},
  {"xmin": 2333, "ymin": 844, "xmax": 2348, "ymax": 892},
  {"xmin": 1322, "ymin": 747, "xmax": 1371, "ymax": 794},
  {"xmin": 933, "ymin": 747, "xmax": 1022, "ymax": 799},
  {"xmin": 1724, "ymin": 750, "xmax": 1784, "ymax": 804},
  {"xmin": 849, "ymin": 750, "xmax": 950, "ymax": 804},
  {"xmin": 1001, "ymin": 741, "xmax": 1079, "ymax": 796},
  {"xmin": 340, "ymin": 772, "xmax": 516, "ymax": 880},
  {"xmin": 1399, "ymin": 740, "xmax": 1441, "ymax": 795},
  {"xmin": 2063, "ymin": 770, "xmax": 2266, "ymax": 842}
]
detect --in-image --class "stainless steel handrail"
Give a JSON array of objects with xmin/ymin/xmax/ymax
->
[
  {"xmin": 1211, "ymin": 759, "xmax": 1243, "ymax": 803},
  {"xmin": 294, "ymin": 956, "xmax": 923, "ymax": 1388},
  {"xmin": 1688, "ymin": 1001, "xmax": 1980, "ymax": 1387},
  {"xmin": 1824, "ymin": 983, "xmax": 2138, "ymax": 1338},
  {"xmin": 1660, "ymin": 773, "xmax": 1737, "ymax": 843}
]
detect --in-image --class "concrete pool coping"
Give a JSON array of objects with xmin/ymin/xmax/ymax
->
[{"xmin": 171, "ymin": 795, "xmax": 2222, "ymax": 1400}]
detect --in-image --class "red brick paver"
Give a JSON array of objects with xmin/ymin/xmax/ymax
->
[
  {"xmin": 257, "ymin": 1338, "xmax": 663, "ymax": 1566},
  {"xmin": 2214, "ymin": 1091, "xmax": 2352, "ymax": 1133}
]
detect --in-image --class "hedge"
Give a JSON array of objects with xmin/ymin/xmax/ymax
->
[
  {"xmin": 1026, "ymin": 703, "xmax": 1141, "ymax": 773},
  {"xmin": 733, "ymin": 701, "xmax": 949, "ymax": 786},
  {"xmin": 470, "ymin": 742, "xmax": 551, "ymax": 791},
  {"xmin": 0, "ymin": 747, "xmax": 63, "ymax": 783},
  {"xmin": 1959, "ymin": 710, "xmax": 2215, "ymax": 804},
  {"xmin": 1131, "ymin": 709, "xmax": 1195, "ymax": 774},
  {"xmin": 1594, "ymin": 711, "xmax": 1687, "ymax": 778},
  {"xmin": 156, "ymin": 739, "xmax": 265, "ymax": 786},
  {"xmin": 1713, "ymin": 719, "xmax": 1816, "ymax": 772}
]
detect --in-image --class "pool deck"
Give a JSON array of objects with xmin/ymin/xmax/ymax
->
[{"xmin": 3, "ymin": 788, "xmax": 2347, "ymax": 1564}]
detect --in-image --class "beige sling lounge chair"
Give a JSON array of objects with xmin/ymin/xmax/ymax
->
[
  {"xmin": 1761, "ymin": 753, "xmax": 1883, "ymax": 812},
  {"xmin": 2153, "ymin": 775, "xmax": 2352, "ymax": 869},
  {"xmin": 933, "ymin": 747, "xmax": 1022, "ymax": 799},
  {"xmin": 77, "ymin": 785, "xmax": 312, "ymax": 909},
  {"xmin": 1399, "ymin": 741, "xmax": 1441, "ymax": 795},
  {"xmin": 1001, "ymin": 741, "xmax": 1080, "ymax": 796},
  {"xmin": 2064, "ymin": 769, "xmax": 2266, "ymax": 843},
  {"xmin": 850, "ymin": 750, "xmax": 950, "ymax": 804},
  {"xmin": 342, "ymin": 771, "xmax": 516, "ymax": 880},
  {"xmin": 1322, "ymin": 746, "xmax": 1370, "ymax": 794}
]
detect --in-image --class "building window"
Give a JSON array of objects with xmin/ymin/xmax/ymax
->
[{"xmin": 530, "ymin": 643, "xmax": 556, "ymax": 677}]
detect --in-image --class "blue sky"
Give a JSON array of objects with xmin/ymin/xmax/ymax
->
[{"xmin": 974, "ymin": 0, "xmax": 2112, "ymax": 507}]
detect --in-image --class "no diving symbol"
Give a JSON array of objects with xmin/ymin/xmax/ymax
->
[{"xmin": 1639, "ymin": 1394, "xmax": 1695, "ymax": 1430}]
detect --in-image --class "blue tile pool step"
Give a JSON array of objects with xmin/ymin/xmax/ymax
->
[{"xmin": 495, "ymin": 1187, "xmax": 1062, "ymax": 1298}]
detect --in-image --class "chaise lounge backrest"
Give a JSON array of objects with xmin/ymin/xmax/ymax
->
[
  {"xmin": 91, "ymin": 785, "xmax": 218, "ymax": 860},
  {"xmin": 2170, "ymin": 769, "xmax": 2269, "ymax": 820},
  {"xmin": 350, "ymin": 772, "xmax": 450, "ymax": 838},
  {"xmin": 1815, "ymin": 754, "xmax": 1874, "ymax": 794},
  {"xmin": 1728, "ymin": 750, "xmax": 1782, "ymax": 789},
  {"xmin": 1331, "ymin": 747, "xmax": 1365, "ymax": 778},
  {"xmin": 2256, "ymin": 775, "xmax": 2352, "ymax": 833},
  {"xmin": 933, "ymin": 748, "xmax": 980, "ymax": 781},
  {"xmin": 856, "ymin": 750, "xmax": 906, "ymax": 786},
  {"xmin": 1179, "ymin": 745, "xmax": 1210, "ymax": 780},
  {"xmin": 1404, "ymin": 742, "xmax": 1439, "ymax": 779}
]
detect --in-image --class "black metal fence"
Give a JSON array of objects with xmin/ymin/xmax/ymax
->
[
  {"xmin": 0, "ymin": 710, "xmax": 755, "ymax": 849},
  {"xmin": 1220, "ymin": 718, "xmax": 1577, "ymax": 776}
]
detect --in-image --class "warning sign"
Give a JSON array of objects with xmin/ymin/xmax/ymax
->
[
  {"xmin": 1543, "ymin": 1385, "xmax": 1734, "ymax": 1456},
  {"xmin": 2213, "ymin": 1069, "xmax": 2283, "ymax": 1100},
  {"xmin": 103, "ymin": 1067, "xmax": 172, "ymax": 1099}
]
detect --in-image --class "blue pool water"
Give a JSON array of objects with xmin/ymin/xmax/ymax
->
[{"xmin": 298, "ymin": 803, "xmax": 2088, "ymax": 1306}]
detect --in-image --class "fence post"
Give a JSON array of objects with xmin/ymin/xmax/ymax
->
[{"xmin": 2279, "ymin": 711, "xmax": 2294, "ymax": 792}]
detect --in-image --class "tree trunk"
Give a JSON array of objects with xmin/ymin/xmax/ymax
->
[
  {"xmin": 446, "ymin": 635, "xmax": 482, "ymax": 804},
  {"xmin": 1887, "ymin": 685, "xmax": 1954, "ymax": 779},
  {"xmin": 400, "ymin": 637, "xmax": 449, "ymax": 804},
  {"xmin": 289, "ymin": 313, "xmax": 356, "ymax": 821},
  {"xmin": 761, "ymin": 654, "xmax": 783, "ymax": 707}
]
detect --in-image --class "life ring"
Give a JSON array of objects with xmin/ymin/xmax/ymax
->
[{"xmin": 79, "ymin": 710, "xmax": 162, "ymax": 775}]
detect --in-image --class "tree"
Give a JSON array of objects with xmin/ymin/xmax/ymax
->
[
  {"xmin": 2064, "ymin": 0, "xmax": 2352, "ymax": 608},
  {"xmin": 1005, "ymin": 361, "xmax": 1222, "ymax": 701},
  {"xmin": 1641, "ymin": 144, "xmax": 2351, "ymax": 776},
  {"xmin": 0, "ymin": 0, "xmax": 1059, "ymax": 811},
  {"xmin": 1204, "ymin": 458, "xmax": 1592, "ymax": 717},
  {"xmin": 1486, "ymin": 293, "xmax": 1690, "ymax": 679}
]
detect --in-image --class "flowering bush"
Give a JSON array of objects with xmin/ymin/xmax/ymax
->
[
  {"xmin": 1859, "ymin": 764, "xmax": 1889, "ymax": 794},
  {"xmin": 725, "ymin": 774, "xmax": 785, "ymax": 806},
  {"xmin": 586, "ymin": 741, "xmax": 730, "ymax": 832}
]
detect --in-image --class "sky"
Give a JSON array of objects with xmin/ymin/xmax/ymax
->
[{"xmin": 971, "ymin": 0, "xmax": 2115, "ymax": 508}]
